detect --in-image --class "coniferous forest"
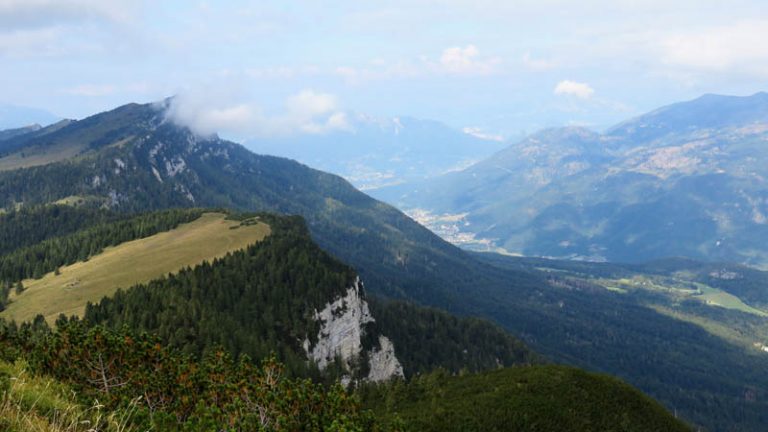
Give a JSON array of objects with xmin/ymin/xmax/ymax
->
[{"xmin": 0, "ymin": 206, "xmax": 692, "ymax": 431}]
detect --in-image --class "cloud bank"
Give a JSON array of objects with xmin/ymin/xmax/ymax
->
[{"xmin": 166, "ymin": 88, "xmax": 350, "ymax": 138}]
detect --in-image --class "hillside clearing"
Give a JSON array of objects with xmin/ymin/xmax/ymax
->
[
  {"xmin": 0, "ymin": 142, "xmax": 87, "ymax": 171},
  {"xmin": 2, "ymin": 212, "xmax": 270, "ymax": 323},
  {"xmin": 695, "ymin": 283, "xmax": 768, "ymax": 317}
]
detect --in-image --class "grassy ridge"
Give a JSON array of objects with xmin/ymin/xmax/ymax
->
[{"xmin": 2, "ymin": 213, "xmax": 270, "ymax": 323}]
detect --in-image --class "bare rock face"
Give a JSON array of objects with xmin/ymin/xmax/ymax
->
[
  {"xmin": 305, "ymin": 277, "xmax": 403, "ymax": 382},
  {"xmin": 367, "ymin": 335, "xmax": 404, "ymax": 382}
]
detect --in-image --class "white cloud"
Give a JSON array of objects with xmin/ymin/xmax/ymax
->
[
  {"xmin": 164, "ymin": 89, "xmax": 257, "ymax": 137},
  {"xmin": 286, "ymin": 90, "xmax": 337, "ymax": 117},
  {"xmin": 166, "ymin": 87, "xmax": 349, "ymax": 138},
  {"xmin": 554, "ymin": 80, "xmax": 595, "ymax": 99},
  {"xmin": 462, "ymin": 127, "xmax": 504, "ymax": 142},
  {"xmin": 438, "ymin": 45, "xmax": 500, "ymax": 75},
  {"xmin": 661, "ymin": 20, "xmax": 768, "ymax": 73},
  {"xmin": 326, "ymin": 112, "xmax": 349, "ymax": 129},
  {"xmin": 285, "ymin": 90, "xmax": 350, "ymax": 134}
]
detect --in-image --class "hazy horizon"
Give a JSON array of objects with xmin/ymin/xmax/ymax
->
[{"xmin": 1, "ymin": 1, "xmax": 767, "ymax": 141}]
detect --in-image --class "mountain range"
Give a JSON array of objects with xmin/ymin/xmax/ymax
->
[
  {"xmin": 1, "ymin": 98, "xmax": 767, "ymax": 429},
  {"xmin": 377, "ymin": 92, "xmax": 768, "ymax": 267}
]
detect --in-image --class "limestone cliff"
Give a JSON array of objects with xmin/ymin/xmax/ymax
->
[
  {"xmin": 305, "ymin": 277, "xmax": 403, "ymax": 382},
  {"xmin": 367, "ymin": 335, "xmax": 403, "ymax": 382}
]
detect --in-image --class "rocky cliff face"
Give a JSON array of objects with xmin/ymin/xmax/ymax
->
[
  {"xmin": 305, "ymin": 277, "xmax": 404, "ymax": 382},
  {"xmin": 366, "ymin": 335, "xmax": 403, "ymax": 382}
]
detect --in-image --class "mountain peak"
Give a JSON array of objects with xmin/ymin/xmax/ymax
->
[{"xmin": 606, "ymin": 91, "xmax": 768, "ymax": 142}]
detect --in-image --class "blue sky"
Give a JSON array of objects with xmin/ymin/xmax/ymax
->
[{"xmin": 1, "ymin": 0, "xmax": 767, "ymax": 139}]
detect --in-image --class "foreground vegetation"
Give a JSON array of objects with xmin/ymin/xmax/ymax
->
[
  {"xmin": 0, "ymin": 359, "xmax": 137, "ymax": 432},
  {"xmin": 361, "ymin": 366, "xmax": 690, "ymax": 432},
  {"xmin": 0, "ymin": 318, "xmax": 377, "ymax": 431},
  {"xmin": 0, "ymin": 317, "xmax": 689, "ymax": 432}
]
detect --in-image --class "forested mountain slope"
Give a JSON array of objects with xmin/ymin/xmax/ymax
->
[
  {"xmin": 0, "ymin": 206, "xmax": 535, "ymax": 383},
  {"xmin": 0, "ymin": 101, "xmax": 763, "ymax": 430}
]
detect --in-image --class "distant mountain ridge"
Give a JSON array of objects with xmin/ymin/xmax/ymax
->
[
  {"xmin": 0, "ymin": 104, "xmax": 59, "ymax": 130},
  {"xmin": 606, "ymin": 92, "xmax": 768, "ymax": 145},
  {"xmin": 0, "ymin": 124, "xmax": 42, "ymax": 143},
  {"xmin": 245, "ymin": 114, "xmax": 505, "ymax": 190},
  {"xmin": 377, "ymin": 92, "xmax": 768, "ymax": 267}
]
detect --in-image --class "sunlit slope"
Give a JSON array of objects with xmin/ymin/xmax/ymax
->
[{"xmin": 2, "ymin": 212, "xmax": 270, "ymax": 323}]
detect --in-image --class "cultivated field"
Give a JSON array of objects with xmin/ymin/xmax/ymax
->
[{"xmin": 2, "ymin": 212, "xmax": 270, "ymax": 323}]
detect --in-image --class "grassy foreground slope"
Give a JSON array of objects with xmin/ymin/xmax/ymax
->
[
  {"xmin": 2, "ymin": 212, "xmax": 270, "ymax": 323},
  {"xmin": 361, "ymin": 365, "xmax": 691, "ymax": 432},
  {"xmin": 0, "ymin": 359, "xmax": 136, "ymax": 432}
]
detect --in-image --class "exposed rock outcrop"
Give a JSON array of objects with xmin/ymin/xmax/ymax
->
[
  {"xmin": 367, "ymin": 335, "xmax": 404, "ymax": 382},
  {"xmin": 305, "ymin": 277, "xmax": 403, "ymax": 382}
]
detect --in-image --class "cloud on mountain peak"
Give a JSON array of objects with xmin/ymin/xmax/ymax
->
[{"xmin": 166, "ymin": 87, "xmax": 349, "ymax": 139}]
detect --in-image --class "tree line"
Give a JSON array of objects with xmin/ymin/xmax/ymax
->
[{"xmin": 0, "ymin": 207, "xmax": 203, "ymax": 310}]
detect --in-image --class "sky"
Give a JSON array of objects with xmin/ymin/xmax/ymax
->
[{"xmin": 1, "ymin": 0, "xmax": 767, "ymax": 140}]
